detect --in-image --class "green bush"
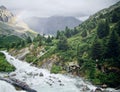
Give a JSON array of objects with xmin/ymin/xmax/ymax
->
[
  {"xmin": 51, "ymin": 65, "xmax": 62, "ymax": 74},
  {"xmin": 25, "ymin": 54, "xmax": 37, "ymax": 63},
  {"xmin": 0, "ymin": 53, "xmax": 15, "ymax": 72}
]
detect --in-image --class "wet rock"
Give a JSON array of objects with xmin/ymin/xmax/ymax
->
[
  {"xmin": 60, "ymin": 83, "xmax": 64, "ymax": 86},
  {"xmin": 27, "ymin": 72, "xmax": 33, "ymax": 76},
  {"xmin": 49, "ymin": 79, "xmax": 52, "ymax": 81},
  {"xmin": 102, "ymin": 84, "xmax": 107, "ymax": 88},
  {"xmin": 82, "ymin": 85, "xmax": 90, "ymax": 91},
  {"xmin": 46, "ymin": 81, "xmax": 52, "ymax": 86},
  {"xmin": 49, "ymin": 83, "xmax": 52, "ymax": 86},
  {"xmin": 50, "ymin": 76, "xmax": 57, "ymax": 79},
  {"xmin": 85, "ymin": 85, "xmax": 90, "ymax": 90},
  {"xmin": 58, "ymin": 80, "xmax": 61, "ymax": 82},
  {"xmin": 10, "ymin": 73, "xmax": 16, "ymax": 77},
  {"xmin": 75, "ymin": 84, "xmax": 82, "ymax": 88},
  {"xmin": 49, "ymin": 79, "xmax": 54, "ymax": 83},
  {"xmin": 102, "ymin": 90, "xmax": 110, "ymax": 92},
  {"xmin": 10, "ymin": 57, "xmax": 14, "ymax": 60},
  {"xmin": 95, "ymin": 87, "xmax": 102, "ymax": 92},
  {"xmin": 0, "ymin": 77, "xmax": 37, "ymax": 92},
  {"xmin": 34, "ymin": 73, "xmax": 38, "ymax": 76},
  {"xmin": 39, "ymin": 72, "xmax": 44, "ymax": 77}
]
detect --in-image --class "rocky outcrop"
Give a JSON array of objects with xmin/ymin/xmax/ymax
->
[
  {"xmin": 9, "ymin": 48, "xmax": 30, "ymax": 60},
  {"xmin": 0, "ymin": 77, "xmax": 37, "ymax": 92},
  {"xmin": 15, "ymin": 48, "xmax": 30, "ymax": 60},
  {"xmin": 0, "ymin": 5, "xmax": 13, "ymax": 22},
  {"xmin": 41, "ymin": 55, "xmax": 59, "ymax": 70},
  {"xmin": 0, "ymin": 5, "xmax": 37, "ymax": 39}
]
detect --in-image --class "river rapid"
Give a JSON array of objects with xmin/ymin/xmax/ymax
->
[{"xmin": 0, "ymin": 51, "xmax": 119, "ymax": 92}]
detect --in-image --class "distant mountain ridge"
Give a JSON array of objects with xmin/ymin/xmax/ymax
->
[
  {"xmin": 24, "ymin": 16, "xmax": 82, "ymax": 35},
  {"xmin": 0, "ymin": 5, "xmax": 37, "ymax": 39}
]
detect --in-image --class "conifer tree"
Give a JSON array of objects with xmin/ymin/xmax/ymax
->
[
  {"xmin": 57, "ymin": 34, "xmax": 68, "ymax": 51},
  {"xmin": 81, "ymin": 30, "xmax": 87, "ymax": 37},
  {"xmin": 91, "ymin": 40, "xmax": 103, "ymax": 60},
  {"xmin": 65, "ymin": 26, "xmax": 71, "ymax": 38},
  {"xmin": 106, "ymin": 30, "xmax": 120, "ymax": 58},
  {"xmin": 56, "ymin": 30, "xmax": 61, "ymax": 39},
  {"xmin": 113, "ymin": 21, "xmax": 120, "ymax": 36},
  {"xmin": 27, "ymin": 36, "xmax": 32, "ymax": 43},
  {"xmin": 97, "ymin": 20, "xmax": 109, "ymax": 39},
  {"xmin": 46, "ymin": 35, "xmax": 52, "ymax": 43}
]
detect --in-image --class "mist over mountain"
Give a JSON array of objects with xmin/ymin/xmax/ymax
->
[
  {"xmin": 24, "ymin": 16, "xmax": 82, "ymax": 35},
  {"xmin": 0, "ymin": 1, "xmax": 120, "ymax": 92}
]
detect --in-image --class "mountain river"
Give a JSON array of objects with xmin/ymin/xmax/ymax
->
[{"xmin": 0, "ymin": 51, "xmax": 119, "ymax": 92}]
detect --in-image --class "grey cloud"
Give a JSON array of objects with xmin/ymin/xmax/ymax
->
[{"xmin": 0, "ymin": 0, "xmax": 119, "ymax": 19}]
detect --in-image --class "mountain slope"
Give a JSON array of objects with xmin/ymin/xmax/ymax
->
[
  {"xmin": 24, "ymin": 16, "xmax": 82, "ymax": 35},
  {"xmin": 33, "ymin": 1, "xmax": 120, "ymax": 87},
  {"xmin": 64, "ymin": 1, "xmax": 120, "ymax": 87},
  {"xmin": 5, "ymin": 1, "xmax": 120, "ymax": 89},
  {"xmin": 0, "ymin": 5, "xmax": 37, "ymax": 39},
  {"xmin": 68, "ymin": 1, "xmax": 120, "ymax": 50}
]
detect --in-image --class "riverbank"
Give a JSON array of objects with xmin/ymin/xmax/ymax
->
[{"xmin": 0, "ymin": 51, "xmax": 120, "ymax": 92}]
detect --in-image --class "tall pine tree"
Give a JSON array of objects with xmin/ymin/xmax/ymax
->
[
  {"xmin": 57, "ymin": 34, "xmax": 68, "ymax": 51},
  {"xmin": 27, "ymin": 36, "xmax": 32, "ymax": 43},
  {"xmin": 65, "ymin": 26, "xmax": 71, "ymax": 38},
  {"xmin": 113, "ymin": 21, "xmax": 120, "ymax": 36},
  {"xmin": 97, "ymin": 19, "xmax": 109, "ymax": 39},
  {"xmin": 106, "ymin": 30, "xmax": 120, "ymax": 58},
  {"xmin": 91, "ymin": 40, "xmax": 103, "ymax": 60}
]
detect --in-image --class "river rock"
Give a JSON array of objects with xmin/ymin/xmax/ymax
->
[
  {"xmin": 34, "ymin": 73, "xmax": 38, "ymax": 76},
  {"xmin": 102, "ymin": 84, "xmax": 107, "ymax": 88},
  {"xmin": 75, "ymin": 83, "xmax": 83, "ymax": 88},
  {"xmin": 39, "ymin": 72, "xmax": 44, "ymax": 77},
  {"xmin": 95, "ymin": 87, "xmax": 102, "ymax": 92},
  {"xmin": 60, "ymin": 83, "xmax": 64, "ymax": 86},
  {"xmin": 10, "ymin": 73, "xmax": 16, "ymax": 77},
  {"xmin": 58, "ymin": 80, "xmax": 61, "ymax": 82},
  {"xmin": 82, "ymin": 85, "xmax": 90, "ymax": 91}
]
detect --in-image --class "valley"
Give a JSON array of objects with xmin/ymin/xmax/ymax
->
[{"xmin": 0, "ymin": 1, "xmax": 120, "ymax": 92}]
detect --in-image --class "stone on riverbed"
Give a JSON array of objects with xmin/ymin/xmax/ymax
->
[
  {"xmin": 82, "ymin": 85, "xmax": 90, "ymax": 91},
  {"xmin": 102, "ymin": 84, "xmax": 107, "ymax": 88},
  {"xmin": 39, "ymin": 72, "xmax": 44, "ymax": 77},
  {"xmin": 95, "ymin": 87, "xmax": 102, "ymax": 92}
]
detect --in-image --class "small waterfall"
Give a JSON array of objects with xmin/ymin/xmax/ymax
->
[{"xmin": 0, "ymin": 51, "xmax": 119, "ymax": 92}]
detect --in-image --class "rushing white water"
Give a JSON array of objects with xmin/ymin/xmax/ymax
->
[{"xmin": 0, "ymin": 51, "xmax": 119, "ymax": 92}]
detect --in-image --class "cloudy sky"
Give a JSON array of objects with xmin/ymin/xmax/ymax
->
[{"xmin": 0, "ymin": 0, "xmax": 119, "ymax": 20}]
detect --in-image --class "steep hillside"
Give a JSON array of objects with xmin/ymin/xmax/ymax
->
[
  {"xmin": 32, "ymin": 1, "xmax": 120, "ymax": 88},
  {"xmin": 64, "ymin": 1, "xmax": 120, "ymax": 87},
  {"xmin": 68, "ymin": 1, "xmax": 120, "ymax": 54},
  {"xmin": 0, "ymin": 5, "xmax": 13, "ymax": 22},
  {"xmin": 24, "ymin": 16, "xmax": 82, "ymax": 35}
]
